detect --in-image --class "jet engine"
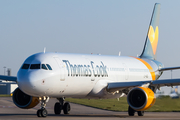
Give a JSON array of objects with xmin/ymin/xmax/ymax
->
[
  {"xmin": 127, "ymin": 87, "xmax": 156, "ymax": 111},
  {"xmin": 12, "ymin": 88, "xmax": 39, "ymax": 109}
]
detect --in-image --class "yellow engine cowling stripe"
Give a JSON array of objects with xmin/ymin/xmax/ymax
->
[
  {"xmin": 134, "ymin": 57, "xmax": 156, "ymax": 80},
  {"xmin": 26, "ymin": 97, "xmax": 39, "ymax": 109},
  {"xmin": 138, "ymin": 87, "xmax": 156, "ymax": 111}
]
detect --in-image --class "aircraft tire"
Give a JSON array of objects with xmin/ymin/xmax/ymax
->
[
  {"xmin": 137, "ymin": 111, "xmax": 144, "ymax": 116},
  {"xmin": 41, "ymin": 108, "xmax": 48, "ymax": 117},
  {"xmin": 37, "ymin": 109, "xmax": 42, "ymax": 117},
  {"xmin": 63, "ymin": 102, "xmax": 70, "ymax": 114},
  {"xmin": 54, "ymin": 102, "xmax": 62, "ymax": 114},
  {"xmin": 128, "ymin": 106, "xmax": 135, "ymax": 116}
]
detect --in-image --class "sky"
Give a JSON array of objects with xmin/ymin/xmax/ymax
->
[{"xmin": 0, "ymin": 0, "xmax": 180, "ymax": 94}]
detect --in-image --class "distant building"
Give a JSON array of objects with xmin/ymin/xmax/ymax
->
[
  {"xmin": 0, "ymin": 81, "xmax": 17, "ymax": 94},
  {"xmin": 0, "ymin": 68, "xmax": 18, "ymax": 95}
]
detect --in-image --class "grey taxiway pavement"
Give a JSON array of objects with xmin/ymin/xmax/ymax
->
[{"xmin": 0, "ymin": 97, "xmax": 180, "ymax": 120}]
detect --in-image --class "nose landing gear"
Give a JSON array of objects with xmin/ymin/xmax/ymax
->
[
  {"xmin": 36, "ymin": 97, "xmax": 71, "ymax": 117},
  {"xmin": 37, "ymin": 96, "xmax": 49, "ymax": 117},
  {"xmin": 54, "ymin": 97, "xmax": 71, "ymax": 115}
]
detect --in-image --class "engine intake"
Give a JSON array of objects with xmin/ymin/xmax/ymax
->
[
  {"xmin": 127, "ymin": 87, "xmax": 156, "ymax": 111},
  {"xmin": 13, "ymin": 88, "xmax": 39, "ymax": 109}
]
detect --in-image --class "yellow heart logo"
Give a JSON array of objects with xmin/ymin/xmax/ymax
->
[{"xmin": 148, "ymin": 26, "xmax": 159, "ymax": 55}]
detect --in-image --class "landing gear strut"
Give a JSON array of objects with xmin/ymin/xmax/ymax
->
[
  {"xmin": 54, "ymin": 97, "xmax": 71, "ymax": 115},
  {"xmin": 128, "ymin": 106, "xmax": 144, "ymax": 116},
  {"xmin": 37, "ymin": 96, "xmax": 49, "ymax": 117}
]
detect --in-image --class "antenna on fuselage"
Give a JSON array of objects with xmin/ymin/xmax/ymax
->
[
  {"xmin": 119, "ymin": 51, "xmax": 121, "ymax": 56},
  {"xmin": 44, "ymin": 47, "xmax": 46, "ymax": 53}
]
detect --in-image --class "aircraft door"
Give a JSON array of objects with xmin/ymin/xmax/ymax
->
[{"xmin": 54, "ymin": 57, "xmax": 65, "ymax": 81}]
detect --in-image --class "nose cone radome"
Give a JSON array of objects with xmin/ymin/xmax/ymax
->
[{"xmin": 17, "ymin": 70, "xmax": 40, "ymax": 96}]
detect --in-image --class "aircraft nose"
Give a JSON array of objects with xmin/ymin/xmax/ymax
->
[{"xmin": 17, "ymin": 70, "xmax": 38, "ymax": 95}]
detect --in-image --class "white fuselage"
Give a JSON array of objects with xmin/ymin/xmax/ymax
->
[{"xmin": 17, "ymin": 52, "xmax": 163, "ymax": 99}]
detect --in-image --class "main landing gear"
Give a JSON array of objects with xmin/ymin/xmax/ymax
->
[
  {"xmin": 37, "ymin": 96, "xmax": 49, "ymax": 117},
  {"xmin": 54, "ymin": 97, "xmax": 71, "ymax": 115},
  {"xmin": 128, "ymin": 106, "xmax": 144, "ymax": 116}
]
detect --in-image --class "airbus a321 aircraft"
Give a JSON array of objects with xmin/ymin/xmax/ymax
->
[{"xmin": 0, "ymin": 3, "xmax": 180, "ymax": 117}]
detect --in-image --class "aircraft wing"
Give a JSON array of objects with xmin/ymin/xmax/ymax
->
[
  {"xmin": 151, "ymin": 78, "xmax": 180, "ymax": 87},
  {"xmin": 107, "ymin": 78, "xmax": 180, "ymax": 92},
  {"xmin": 0, "ymin": 75, "xmax": 17, "ymax": 82}
]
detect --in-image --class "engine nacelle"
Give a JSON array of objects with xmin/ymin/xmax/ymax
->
[
  {"xmin": 12, "ymin": 88, "xmax": 39, "ymax": 109},
  {"xmin": 127, "ymin": 87, "xmax": 156, "ymax": 111}
]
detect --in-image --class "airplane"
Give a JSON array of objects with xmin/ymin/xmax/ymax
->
[
  {"xmin": 155, "ymin": 89, "xmax": 164, "ymax": 98},
  {"xmin": 1, "ymin": 3, "xmax": 180, "ymax": 117},
  {"xmin": 170, "ymin": 86, "xmax": 179, "ymax": 99}
]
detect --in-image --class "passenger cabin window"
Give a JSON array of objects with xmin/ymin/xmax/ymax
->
[
  {"xmin": 21, "ymin": 64, "xmax": 30, "ymax": 69},
  {"xmin": 46, "ymin": 64, "xmax": 52, "ymax": 70},
  {"xmin": 30, "ymin": 64, "xmax": 40, "ymax": 69},
  {"xmin": 42, "ymin": 64, "xmax": 48, "ymax": 70}
]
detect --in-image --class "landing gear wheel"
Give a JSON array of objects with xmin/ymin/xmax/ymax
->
[
  {"xmin": 36, "ymin": 96, "xmax": 49, "ymax": 117},
  {"xmin": 55, "ymin": 98, "xmax": 71, "ymax": 115},
  {"xmin": 54, "ymin": 102, "xmax": 62, "ymax": 114},
  {"xmin": 137, "ymin": 111, "xmax": 144, "ymax": 116},
  {"xmin": 63, "ymin": 102, "xmax": 71, "ymax": 114},
  {"xmin": 128, "ymin": 106, "xmax": 135, "ymax": 116},
  {"xmin": 41, "ymin": 108, "xmax": 48, "ymax": 117},
  {"xmin": 37, "ymin": 109, "xmax": 42, "ymax": 117}
]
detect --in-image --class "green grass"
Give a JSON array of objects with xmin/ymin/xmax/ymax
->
[
  {"xmin": 66, "ymin": 96, "xmax": 180, "ymax": 112},
  {"xmin": 0, "ymin": 94, "xmax": 11, "ymax": 97}
]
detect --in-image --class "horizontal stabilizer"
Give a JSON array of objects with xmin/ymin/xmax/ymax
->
[{"xmin": 159, "ymin": 66, "xmax": 180, "ymax": 71}]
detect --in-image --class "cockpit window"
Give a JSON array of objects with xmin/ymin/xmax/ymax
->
[
  {"xmin": 21, "ymin": 64, "xmax": 30, "ymax": 69},
  {"xmin": 42, "ymin": 64, "xmax": 48, "ymax": 70},
  {"xmin": 30, "ymin": 64, "xmax": 40, "ymax": 69},
  {"xmin": 46, "ymin": 64, "xmax": 52, "ymax": 70},
  {"xmin": 22, "ymin": 63, "xmax": 51, "ymax": 70}
]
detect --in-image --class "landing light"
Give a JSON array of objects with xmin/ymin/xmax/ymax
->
[{"xmin": 39, "ymin": 97, "xmax": 42, "ymax": 101}]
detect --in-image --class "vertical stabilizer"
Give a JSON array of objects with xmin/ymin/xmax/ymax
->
[{"xmin": 140, "ymin": 3, "xmax": 160, "ymax": 60}]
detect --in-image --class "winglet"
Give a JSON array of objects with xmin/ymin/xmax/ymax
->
[{"xmin": 140, "ymin": 3, "xmax": 161, "ymax": 60}]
